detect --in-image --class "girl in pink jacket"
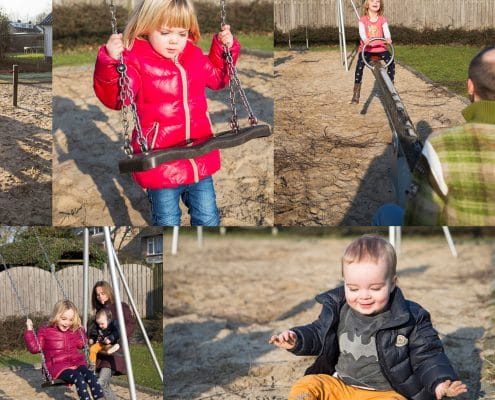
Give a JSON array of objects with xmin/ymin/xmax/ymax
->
[
  {"xmin": 24, "ymin": 300, "xmax": 105, "ymax": 400},
  {"xmin": 350, "ymin": 0, "xmax": 395, "ymax": 104},
  {"xmin": 94, "ymin": 0, "xmax": 240, "ymax": 226}
]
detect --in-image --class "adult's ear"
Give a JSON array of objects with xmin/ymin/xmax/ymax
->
[{"xmin": 467, "ymin": 78, "xmax": 476, "ymax": 102}]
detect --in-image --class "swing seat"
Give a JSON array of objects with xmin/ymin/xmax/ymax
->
[
  {"xmin": 118, "ymin": 124, "xmax": 271, "ymax": 173},
  {"xmin": 41, "ymin": 379, "xmax": 68, "ymax": 388}
]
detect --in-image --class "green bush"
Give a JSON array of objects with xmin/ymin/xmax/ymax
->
[
  {"xmin": 0, "ymin": 228, "xmax": 106, "ymax": 270},
  {"xmin": 275, "ymin": 26, "xmax": 495, "ymax": 47},
  {"xmin": 53, "ymin": 1, "xmax": 273, "ymax": 49},
  {"xmin": 0, "ymin": 314, "xmax": 47, "ymax": 352}
]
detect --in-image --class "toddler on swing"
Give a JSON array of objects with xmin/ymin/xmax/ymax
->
[
  {"xmin": 94, "ymin": 0, "xmax": 240, "ymax": 226},
  {"xmin": 88, "ymin": 308, "xmax": 120, "ymax": 371},
  {"xmin": 350, "ymin": 0, "xmax": 395, "ymax": 104},
  {"xmin": 24, "ymin": 300, "xmax": 105, "ymax": 400}
]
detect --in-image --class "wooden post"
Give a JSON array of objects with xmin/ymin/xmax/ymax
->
[{"xmin": 12, "ymin": 65, "xmax": 18, "ymax": 107}]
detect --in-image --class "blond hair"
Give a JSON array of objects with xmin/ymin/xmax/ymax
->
[
  {"xmin": 123, "ymin": 0, "xmax": 201, "ymax": 48},
  {"xmin": 91, "ymin": 280, "xmax": 115, "ymax": 310},
  {"xmin": 362, "ymin": 0, "xmax": 385, "ymax": 16},
  {"xmin": 341, "ymin": 235, "xmax": 396, "ymax": 279},
  {"xmin": 48, "ymin": 300, "xmax": 82, "ymax": 331}
]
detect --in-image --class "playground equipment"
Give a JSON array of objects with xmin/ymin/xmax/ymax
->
[
  {"xmin": 336, "ymin": 0, "xmax": 423, "ymax": 207},
  {"xmin": 107, "ymin": 0, "xmax": 271, "ymax": 174},
  {"xmin": 2, "ymin": 227, "xmax": 163, "ymax": 398},
  {"xmin": 388, "ymin": 226, "xmax": 458, "ymax": 257}
]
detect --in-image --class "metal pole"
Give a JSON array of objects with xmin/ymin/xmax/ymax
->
[
  {"xmin": 12, "ymin": 65, "xmax": 18, "ymax": 107},
  {"xmin": 197, "ymin": 227, "xmax": 203, "ymax": 249},
  {"xmin": 338, "ymin": 0, "xmax": 349, "ymax": 71},
  {"xmin": 103, "ymin": 227, "xmax": 137, "ymax": 400},
  {"xmin": 350, "ymin": 0, "xmax": 360, "ymax": 20},
  {"xmin": 83, "ymin": 228, "xmax": 89, "ymax": 331},
  {"xmin": 388, "ymin": 226, "xmax": 401, "ymax": 253},
  {"xmin": 171, "ymin": 226, "xmax": 179, "ymax": 255},
  {"xmin": 111, "ymin": 245, "xmax": 164, "ymax": 382},
  {"xmin": 442, "ymin": 226, "xmax": 458, "ymax": 258}
]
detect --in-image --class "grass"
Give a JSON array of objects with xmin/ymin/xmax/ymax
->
[
  {"xmin": 0, "ymin": 343, "xmax": 163, "ymax": 392},
  {"xmin": 275, "ymin": 43, "xmax": 479, "ymax": 96},
  {"xmin": 53, "ymin": 32, "xmax": 273, "ymax": 67},
  {"xmin": 393, "ymin": 45, "xmax": 480, "ymax": 96}
]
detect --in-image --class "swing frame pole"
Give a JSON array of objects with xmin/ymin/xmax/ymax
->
[
  {"xmin": 110, "ymin": 245, "xmax": 164, "ymax": 382},
  {"xmin": 83, "ymin": 228, "xmax": 89, "ymax": 332},
  {"xmin": 337, "ymin": 0, "xmax": 348, "ymax": 71},
  {"xmin": 103, "ymin": 227, "xmax": 137, "ymax": 400}
]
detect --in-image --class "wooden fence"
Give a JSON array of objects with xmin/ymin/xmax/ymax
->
[
  {"xmin": 274, "ymin": 0, "xmax": 495, "ymax": 32},
  {"xmin": 0, "ymin": 264, "xmax": 162, "ymax": 319}
]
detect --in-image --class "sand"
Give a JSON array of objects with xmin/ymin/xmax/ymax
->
[{"xmin": 0, "ymin": 81, "xmax": 52, "ymax": 225}]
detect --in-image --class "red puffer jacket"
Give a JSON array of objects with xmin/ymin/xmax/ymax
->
[
  {"xmin": 94, "ymin": 35, "xmax": 240, "ymax": 189},
  {"xmin": 24, "ymin": 325, "xmax": 87, "ymax": 379}
]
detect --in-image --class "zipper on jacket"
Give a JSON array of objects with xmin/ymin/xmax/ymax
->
[{"xmin": 175, "ymin": 55, "xmax": 199, "ymax": 183}]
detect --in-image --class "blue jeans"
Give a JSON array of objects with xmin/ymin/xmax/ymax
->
[
  {"xmin": 372, "ymin": 203, "xmax": 404, "ymax": 226},
  {"xmin": 147, "ymin": 175, "xmax": 220, "ymax": 226}
]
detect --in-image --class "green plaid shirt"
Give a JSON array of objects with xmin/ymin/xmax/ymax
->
[{"xmin": 404, "ymin": 100, "xmax": 495, "ymax": 226}]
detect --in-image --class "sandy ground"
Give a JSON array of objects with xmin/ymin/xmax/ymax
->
[
  {"xmin": 274, "ymin": 49, "xmax": 468, "ymax": 225},
  {"xmin": 164, "ymin": 231, "xmax": 495, "ymax": 399},
  {"xmin": 52, "ymin": 51, "xmax": 273, "ymax": 226},
  {"xmin": 0, "ymin": 367, "xmax": 161, "ymax": 400},
  {"xmin": 0, "ymin": 82, "xmax": 52, "ymax": 225}
]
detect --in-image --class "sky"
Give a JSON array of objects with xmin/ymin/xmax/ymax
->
[{"xmin": 0, "ymin": 0, "xmax": 51, "ymax": 22}]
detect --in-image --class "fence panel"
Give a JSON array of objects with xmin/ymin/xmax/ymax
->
[
  {"xmin": 274, "ymin": 0, "xmax": 495, "ymax": 32},
  {"xmin": 0, "ymin": 264, "xmax": 159, "ymax": 320}
]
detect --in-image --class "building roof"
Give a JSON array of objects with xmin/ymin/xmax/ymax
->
[{"xmin": 39, "ymin": 13, "xmax": 52, "ymax": 26}]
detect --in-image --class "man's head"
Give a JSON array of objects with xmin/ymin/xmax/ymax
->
[
  {"xmin": 341, "ymin": 235, "xmax": 397, "ymax": 315},
  {"xmin": 468, "ymin": 46, "xmax": 495, "ymax": 102}
]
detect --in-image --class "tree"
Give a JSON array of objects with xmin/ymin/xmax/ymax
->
[{"xmin": 0, "ymin": 9, "xmax": 10, "ymax": 59}]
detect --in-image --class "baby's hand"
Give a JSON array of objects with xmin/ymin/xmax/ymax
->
[
  {"xmin": 269, "ymin": 330, "xmax": 297, "ymax": 350},
  {"xmin": 26, "ymin": 319, "xmax": 33, "ymax": 331},
  {"xmin": 218, "ymin": 24, "xmax": 234, "ymax": 49},
  {"xmin": 88, "ymin": 339, "xmax": 94, "ymax": 345},
  {"xmin": 434, "ymin": 380, "xmax": 467, "ymax": 399},
  {"xmin": 106, "ymin": 33, "xmax": 124, "ymax": 60},
  {"xmin": 103, "ymin": 338, "xmax": 111, "ymax": 345}
]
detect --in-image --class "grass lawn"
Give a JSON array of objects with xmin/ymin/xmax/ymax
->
[
  {"xmin": 53, "ymin": 32, "xmax": 272, "ymax": 67},
  {"xmin": 275, "ymin": 43, "xmax": 480, "ymax": 96},
  {"xmin": 0, "ymin": 343, "xmax": 163, "ymax": 392},
  {"xmin": 394, "ymin": 45, "xmax": 480, "ymax": 96}
]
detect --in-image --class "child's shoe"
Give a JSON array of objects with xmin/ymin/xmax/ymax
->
[
  {"xmin": 350, "ymin": 83, "xmax": 361, "ymax": 104},
  {"xmin": 105, "ymin": 343, "xmax": 120, "ymax": 355}
]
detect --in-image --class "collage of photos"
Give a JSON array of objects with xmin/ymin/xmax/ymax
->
[{"xmin": 0, "ymin": 0, "xmax": 493, "ymax": 399}]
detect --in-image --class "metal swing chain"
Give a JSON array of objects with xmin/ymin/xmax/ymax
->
[
  {"xmin": 109, "ymin": 0, "xmax": 148, "ymax": 155},
  {"xmin": 34, "ymin": 231, "xmax": 90, "ymax": 360},
  {"xmin": 220, "ymin": 0, "xmax": 258, "ymax": 132},
  {"xmin": 0, "ymin": 253, "xmax": 53, "ymax": 382}
]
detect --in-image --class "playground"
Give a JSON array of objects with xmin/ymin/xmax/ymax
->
[
  {"xmin": 164, "ymin": 229, "xmax": 495, "ymax": 399},
  {"xmin": 274, "ymin": 49, "xmax": 467, "ymax": 225},
  {"xmin": 52, "ymin": 51, "xmax": 273, "ymax": 226},
  {"xmin": 0, "ymin": 227, "xmax": 163, "ymax": 400},
  {"xmin": 0, "ymin": 71, "xmax": 52, "ymax": 225}
]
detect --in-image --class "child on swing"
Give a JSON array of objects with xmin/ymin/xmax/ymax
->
[
  {"xmin": 350, "ymin": 0, "xmax": 395, "ymax": 104},
  {"xmin": 94, "ymin": 0, "xmax": 240, "ymax": 226},
  {"xmin": 270, "ymin": 235, "xmax": 467, "ymax": 400},
  {"xmin": 24, "ymin": 300, "xmax": 105, "ymax": 400}
]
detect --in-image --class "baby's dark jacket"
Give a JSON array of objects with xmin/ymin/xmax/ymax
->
[
  {"xmin": 289, "ymin": 286, "xmax": 458, "ymax": 400},
  {"xmin": 89, "ymin": 320, "xmax": 120, "ymax": 345}
]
